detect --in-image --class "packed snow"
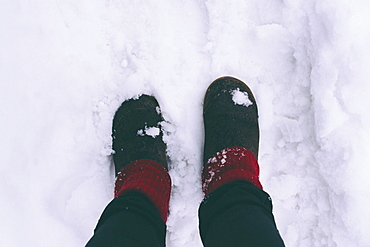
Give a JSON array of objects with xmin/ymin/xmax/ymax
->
[
  {"xmin": 137, "ymin": 125, "xmax": 161, "ymax": 138},
  {"xmin": 1, "ymin": 0, "xmax": 370, "ymax": 246},
  {"xmin": 231, "ymin": 88, "xmax": 253, "ymax": 107}
]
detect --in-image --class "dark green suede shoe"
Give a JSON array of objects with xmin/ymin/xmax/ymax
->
[
  {"xmin": 112, "ymin": 95, "xmax": 168, "ymax": 174},
  {"xmin": 203, "ymin": 76, "xmax": 260, "ymax": 163}
]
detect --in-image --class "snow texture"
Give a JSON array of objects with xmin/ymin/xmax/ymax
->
[
  {"xmin": 231, "ymin": 88, "xmax": 253, "ymax": 107},
  {"xmin": 1, "ymin": 0, "xmax": 370, "ymax": 246},
  {"xmin": 137, "ymin": 125, "xmax": 161, "ymax": 138}
]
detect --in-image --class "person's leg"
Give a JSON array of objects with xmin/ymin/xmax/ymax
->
[
  {"xmin": 199, "ymin": 155, "xmax": 285, "ymax": 246},
  {"xmin": 199, "ymin": 77, "xmax": 285, "ymax": 246},
  {"xmin": 86, "ymin": 95, "xmax": 171, "ymax": 247},
  {"xmin": 86, "ymin": 191, "xmax": 166, "ymax": 247}
]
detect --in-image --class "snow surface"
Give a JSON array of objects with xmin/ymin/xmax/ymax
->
[{"xmin": 1, "ymin": 0, "xmax": 370, "ymax": 246}]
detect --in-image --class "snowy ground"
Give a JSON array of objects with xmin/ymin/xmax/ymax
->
[{"xmin": 1, "ymin": 0, "xmax": 370, "ymax": 246}]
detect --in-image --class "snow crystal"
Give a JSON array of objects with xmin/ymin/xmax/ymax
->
[
  {"xmin": 137, "ymin": 126, "xmax": 160, "ymax": 138},
  {"xmin": 204, "ymin": 170, "xmax": 216, "ymax": 184},
  {"xmin": 208, "ymin": 157, "xmax": 217, "ymax": 164},
  {"xmin": 144, "ymin": 126, "xmax": 160, "ymax": 138},
  {"xmin": 231, "ymin": 88, "xmax": 253, "ymax": 107},
  {"xmin": 155, "ymin": 106, "xmax": 161, "ymax": 115},
  {"xmin": 137, "ymin": 129, "xmax": 145, "ymax": 136}
]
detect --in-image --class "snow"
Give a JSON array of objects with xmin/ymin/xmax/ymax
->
[
  {"xmin": 231, "ymin": 88, "xmax": 253, "ymax": 107},
  {"xmin": 1, "ymin": 0, "xmax": 370, "ymax": 246},
  {"xmin": 137, "ymin": 129, "xmax": 145, "ymax": 137},
  {"xmin": 147, "ymin": 126, "xmax": 161, "ymax": 138},
  {"xmin": 137, "ymin": 125, "xmax": 161, "ymax": 138}
]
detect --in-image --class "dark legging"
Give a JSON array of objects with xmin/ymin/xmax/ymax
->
[{"xmin": 86, "ymin": 181, "xmax": 285, "ymax": 247}]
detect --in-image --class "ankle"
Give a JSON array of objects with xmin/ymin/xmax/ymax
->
[
  {"xmin": 115, "ymin": 159, "xmax": 172, "ymax": 222},
  {"xmin": 202, "ymin": 147, "xmax": 262, "ymax": 196}
]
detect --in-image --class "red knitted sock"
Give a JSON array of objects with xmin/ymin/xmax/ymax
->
[
  {"xmin": 114, "ymin": 159, "xmax": 171, "ymax": 222},
  {"xmin": 202, "ymin": 146, "xmax": 263, "ymax": 196}
]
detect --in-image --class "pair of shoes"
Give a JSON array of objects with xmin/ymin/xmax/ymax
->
[{"xmin": 111, "ymin": 76, "xmax": 261, "ymax": 222}]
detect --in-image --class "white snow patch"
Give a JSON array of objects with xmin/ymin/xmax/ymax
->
[
  {"xmin": 155, "ymin": 106, "xmax": 161, "ymax": 115},
  {"xmin": 231, "ymin": 88, "xmax": 253, "ymax": 107},
  {"xmin": 145, "ymin": 126, "xmax": 160, "ymax": 138},
  {"xmin": 137, "ymin": 129, "xmax": 144, "ymax": 136},
  {"xmin": 137, "ymin": 126, "xmax": 160, "ymax": 138}
]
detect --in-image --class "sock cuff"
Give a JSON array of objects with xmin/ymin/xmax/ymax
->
[
  {"xmin": 115, "ymin": 159, "xmax": 171, "ymax": 222},
  {"xmin": 202, "ymin": 146, "xmax": 262, "ymax": 196}
]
